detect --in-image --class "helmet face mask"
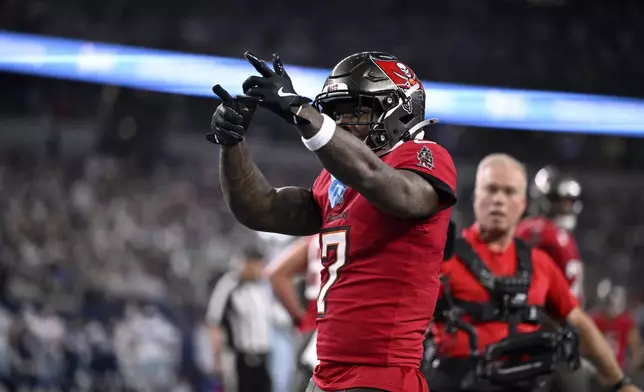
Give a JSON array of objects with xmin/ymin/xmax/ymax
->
[
  {"xmin": 550, "ymin": 194, "xmax": 583, "ymax": 231},
  {"xmin": 315, "ymin": 92, "xmax": 387, "ymax": 146},
  {"xmin": 313, "ymin": 52, "xmax": 429, "ymax": 152}
]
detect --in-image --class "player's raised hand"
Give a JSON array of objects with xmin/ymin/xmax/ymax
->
[
  {"xmin": 241, "ymin": 51, "xmax": 311, "ymax": 125},
  {"xmin": 207, "ymin": 84, "xmax": 258, "ymax": 146}
]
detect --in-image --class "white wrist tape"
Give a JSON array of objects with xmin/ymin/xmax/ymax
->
[{"xmin": 301, "ymin": 113, "xmax": 335, "ymax": 151}]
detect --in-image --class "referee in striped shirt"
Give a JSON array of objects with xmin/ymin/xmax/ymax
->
[{"xmin": 206, "ymin": 247, "xmax": 273, "ymax": 392}]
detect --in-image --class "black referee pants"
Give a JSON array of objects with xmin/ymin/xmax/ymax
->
[{"xmin": 236, "ymin": 352, "xmax": 271, "ymax": 392}]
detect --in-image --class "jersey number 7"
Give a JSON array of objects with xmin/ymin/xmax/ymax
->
[{"xmin": 317, "ymin": 227, "xmax": 350, "ymax": 317}]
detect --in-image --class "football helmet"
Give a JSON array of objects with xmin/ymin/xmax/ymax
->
[
  {"xmin": 312, "ymin": 52, "xmax": 434, "ymax": 151},
  {"xmin": 529, "ymin": 166, "xmax": 582, "ymax": 231}
]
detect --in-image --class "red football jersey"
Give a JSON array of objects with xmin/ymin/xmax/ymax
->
[
  {"xmin": 435, "ymin": 225, "xmax": 579, "ymax": 357},
  {"xmin": 515, "ymin": 216, "xmax": 584, "ymax": 299},
  {"xmin": 311, "ymin": 139, "xmax": 457, "ymax": 392},
  {"xmin": 591, "ymin": 311, "xmax": 634, "ymax": 367}
]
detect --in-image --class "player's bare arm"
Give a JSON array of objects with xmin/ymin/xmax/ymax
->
[
  {"xmin": 209, "ymin": 86, "xmax": 322, "ymax": 236},
  {"xmin": 566, "ymin": 307, "xmax": 629, "ymax": 388},
  {"xmin": 220, "ymin": 143, "xmax": 321, "ymax": 235},
  {"xmin": 295, "ymin": 105, "xmax": 439, "ymax": 219}
]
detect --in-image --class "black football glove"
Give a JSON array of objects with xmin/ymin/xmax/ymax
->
[
  {"xmin": 241, "ymin": 52, "xmax": 311, "ymax": 125},
  {"xmin": 207, "ymin": 84, "xmax": 258, "ymax": 146}
]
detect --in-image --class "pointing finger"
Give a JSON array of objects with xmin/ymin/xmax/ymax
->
[
  {"xmin": 272, "ymin": 54, "xmax": 287, "ymax": 76},
  {"xmin": 212, "ymin": 84, "xmax": 234, "ymax": 104},
  {"xmin": 244, "ymin": 51, "xmax": 275, "ymax": 78}
]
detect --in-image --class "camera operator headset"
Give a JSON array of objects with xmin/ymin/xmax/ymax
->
[{"xmin": 425, "ymin": 153, "xmax": 639, "ymax": 392}]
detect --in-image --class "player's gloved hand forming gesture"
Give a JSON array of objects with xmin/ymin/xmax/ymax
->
[
  {"xmin": 242, "ymin": 52, "xmax": 311, "ymax": 125},
  {"xmin": 207, "ymin": 85, "xmax": 258, "ymax": 146}
]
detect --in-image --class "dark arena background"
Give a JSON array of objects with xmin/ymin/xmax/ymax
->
[{"xmin": 1, "ymin": 0, "xmax": 644, "ymax": 391}]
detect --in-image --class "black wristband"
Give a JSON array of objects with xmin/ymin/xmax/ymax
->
[{"xmin": 612, "ymin": 376, "xmax": 633, "ymax": 391}]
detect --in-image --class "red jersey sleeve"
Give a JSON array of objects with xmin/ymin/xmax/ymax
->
[
  {"xmin": 538, "ymin": 249, "xmax": 579, "ymax": 319},
  {"xmin": 387, "ymin": 140, "xmax": 457, "ymax": 209}
]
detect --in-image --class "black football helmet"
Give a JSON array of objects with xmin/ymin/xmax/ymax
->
[
  {"xmin": 312, "ymin": 52, "xmax": 435, "ymax": 151},
  {"xmin": 529, "ymin": 166, "xmax": 583, "ymax": 231}
]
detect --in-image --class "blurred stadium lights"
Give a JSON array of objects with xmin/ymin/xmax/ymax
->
[{"xmin": 1, "ymin": 30, "xmax": 643, "ymax": 136}]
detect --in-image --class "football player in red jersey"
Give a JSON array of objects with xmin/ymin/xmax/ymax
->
[
  {"xmin": 591, "ymin": 285, "xmax": 643, "ymax": 372},
  {"xmin": 515, "ymin": 166, "xmax": 584, "ymax": 299},
  {"xmin": 264, "ymin": 235, "xmax": 322, "ymax": 392},
  {"xmin": 208, "ymin": 51, "xmax": 457, "ymax": 392},
  {"xmin": 515, "ymin": 167, "xmax": 588, "ymax": 391}
]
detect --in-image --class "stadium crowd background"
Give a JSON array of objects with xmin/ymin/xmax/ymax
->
[{"xmin": 1, "ymin": 0, "xmax": 644, "ymax": 390}]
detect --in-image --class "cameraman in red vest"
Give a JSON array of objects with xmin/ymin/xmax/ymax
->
[{"xmin": 427, "ymin": 153, "xmax": 639, "ymax": 392}]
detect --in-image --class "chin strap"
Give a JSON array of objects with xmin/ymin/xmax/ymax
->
[{"xmin": 407, "ymin": 118, "xmax": 439, "ymax": 140}]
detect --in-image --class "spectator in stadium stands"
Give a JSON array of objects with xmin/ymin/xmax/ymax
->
[
  {"xmin": 0, "ymin": 303, "xmax": 13, "ymax": 386},
  {"xmin": 428, "ymin": 153, "xmax": 640, "ymax": 392},
  {"xmin": 114, "ymin": 302, "xmax": 181, "ymax": 391},
  {"xmin": 206, "ymin": 247, "xmax": 273, "ymax": 392},
  {"xmin": 24, "ymin": 304, "xmax": 67, "ymax": 390}
]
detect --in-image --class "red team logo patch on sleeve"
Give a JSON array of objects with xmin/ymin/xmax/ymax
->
[
  {"xmin": 416, "ymin": 145, "xmax": 434, "ymax": 170},
  {"xmin": 372, "ymin": 59, "xmax": 422, "ymax": 91}
]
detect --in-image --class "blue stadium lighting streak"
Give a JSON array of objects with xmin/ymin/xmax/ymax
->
[{"xmin": 1, "ymin": 30, "xmax": 643, "ymax": 136}]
